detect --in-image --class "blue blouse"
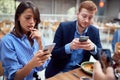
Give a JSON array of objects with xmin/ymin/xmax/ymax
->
[{"xmin": 0, "ymin": 33, "xmax": 50, "ymax": 80}]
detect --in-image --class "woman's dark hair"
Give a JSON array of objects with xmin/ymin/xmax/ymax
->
[{"xmin": 12, "ymin": 1, "xmax": 41, "ymax": 37}]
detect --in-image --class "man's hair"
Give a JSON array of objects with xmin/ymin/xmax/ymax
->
[{"xmin": 78, "ymin": 0, "xmax": 97, "ymax": 12}]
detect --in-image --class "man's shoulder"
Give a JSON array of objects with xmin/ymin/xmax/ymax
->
[
  {"xmin": 89, "ymin": 25, "xmax": 99, "ymax": 31},
  {"xmin": 60, "ymin": 20, "xmax": 76, "ymax": 25}
]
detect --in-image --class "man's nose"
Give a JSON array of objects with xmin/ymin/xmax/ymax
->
[{"xmin": 85, "ymin": 17, "xmax": 89, "ymax": 22}]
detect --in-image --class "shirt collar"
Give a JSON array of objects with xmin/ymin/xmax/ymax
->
[{"xmin": 21, "ymin": 34, "xmax": 27, "ymax": 40}]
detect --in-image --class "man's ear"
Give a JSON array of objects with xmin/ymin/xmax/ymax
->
[{"xmin": 77, "ymin": 12, "xmax": 79, "ymax": 16}]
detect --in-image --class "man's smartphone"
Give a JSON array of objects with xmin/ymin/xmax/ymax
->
[
  {"xmin": 79, "ymin": 36, "xmax": 89, "ymax": 42},
  {"xmin": 43, "ymin": 43, "xmax": 56, "ymax": 53}
]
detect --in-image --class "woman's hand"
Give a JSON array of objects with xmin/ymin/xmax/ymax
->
[
  {"xmin": 29, "ymin": 28, "xmax": 43, "ymax": 50},
  {"xmin": 29, "ymin": 28, "xmax": 42, "ymax": 39},
  {"xmin": 29, "ymin": 50, "xmax": 51, "ymax": 68}
]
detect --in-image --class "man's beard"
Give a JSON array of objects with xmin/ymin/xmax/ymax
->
[{"xmin": 78, "ymin": 22, "xmax": 86, "ymax": 29}]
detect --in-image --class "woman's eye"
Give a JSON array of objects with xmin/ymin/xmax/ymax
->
[
  {"xmin": 25, "ymin": 17, "xmax": 31, "ymax": 20},
  {"xmin": 34, "ymin": 18, "xmax": 37, "ymax": 21}
]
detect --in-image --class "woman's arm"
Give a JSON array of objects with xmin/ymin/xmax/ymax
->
[{"xmin": 14, "ymin": 50, "xmax": 51, "ymax": 80}]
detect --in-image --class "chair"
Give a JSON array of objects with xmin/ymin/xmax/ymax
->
[
  {"xmin": 51, "ymin": 21, "xmax": 60, "ymax": 32},
  {"xmin": 0, "ymin": 20, "xmax": 14, "ymax": 35},
  {"xmin": 0, "ymin": 62, "xmax": 4, "ymax": 80}
]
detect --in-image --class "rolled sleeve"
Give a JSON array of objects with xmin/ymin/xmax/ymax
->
[
  {"xmin": 90, "ymin": 45, "xmax": 97, "ymax": 55},
  {"xmin": 36, "ymin": 58, "xmax": 51, "ymax": 71},
  {"xmin": 65, "ymin": 43, "xmax": 72, "ymax": 54},
  {"xmin": 5, "ymin": 65, "xmax": 23, "ymax": 79},
  {"xmin": 0, "ymin": 39, "xmax": 23, "ymax": 79}
]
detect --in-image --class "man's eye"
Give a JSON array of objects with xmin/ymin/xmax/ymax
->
[{"xmin": 82, "ymin": 15, "xmax": 87, "ymax": 18}]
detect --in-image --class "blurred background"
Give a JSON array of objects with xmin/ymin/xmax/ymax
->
[{"xmin": 0, "ymin": 0, "xmax": 120, "ymax": 54}]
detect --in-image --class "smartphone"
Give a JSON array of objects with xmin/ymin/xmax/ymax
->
[
  {"xmin": 80, "ymin": 78, "xmax": 90, "ymax": 80},
  {"xmin": 43, "ymin": 43, "xmax": 56, "ymax": 53},
  {"xmin": 99, "ymin": 49, "xmax": 113, "ymax": 73},
  {"xmin": 79, "ymin": 36, "xmax": 89, "ymax": 42}
]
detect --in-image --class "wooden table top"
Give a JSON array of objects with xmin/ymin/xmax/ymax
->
[{"xmin": 46, "ymin": 68, "xmax": 92, "ymax": 80}]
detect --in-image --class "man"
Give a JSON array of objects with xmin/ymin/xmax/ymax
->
[{"xmin": 45, "ymin": 0, "xmax": 102, "ymax": 78}]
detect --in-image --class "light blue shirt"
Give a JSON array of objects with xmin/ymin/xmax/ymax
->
[
  {"xmin": 112, "ymin": 29, "xmax": 120, "ymax": 52},
  {"xmin": 63, "ymin": 22, "xmax": 97, "ymax": 72},
  {"xmin": 0, "ymin": 33, "xmax": 50, "ymax": 80}
]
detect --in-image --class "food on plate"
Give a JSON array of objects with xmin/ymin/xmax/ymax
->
[
  {"xmin": 81, "ymin": 61, "xmax": 94, "ymax": 74},
  {"xmin": 83, "ymin": 63, "xmax": 93, "ymax": 72}
]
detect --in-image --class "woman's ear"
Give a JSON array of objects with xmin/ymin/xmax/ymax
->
[{"xmin": 17, "ymin": 14, "xmax": 21, "ymax": 21}]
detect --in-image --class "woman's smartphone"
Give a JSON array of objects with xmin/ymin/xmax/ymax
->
[
  {"xmin": 79, "ymin": 36, "xmax": 89, "ymax": 42},
  {"xmin": 43, "ymin": 43, "xmax": 56, "ymax": 53}
]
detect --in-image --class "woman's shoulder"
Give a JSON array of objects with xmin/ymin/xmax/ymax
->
[{"xmin": 0, "ymin": 33, "xmax": 15, "ymax": 43}]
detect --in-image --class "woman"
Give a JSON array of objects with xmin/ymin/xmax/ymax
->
[{"xmin": 0, "ymin": 1, "xmax": 51, "ymax": 80}]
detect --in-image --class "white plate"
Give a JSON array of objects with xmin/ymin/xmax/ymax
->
[{"xmin": 81, "ymin": 61, "xmax": 94, "ymax": 75}]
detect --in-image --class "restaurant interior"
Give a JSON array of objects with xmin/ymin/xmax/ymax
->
[{"xmin": 0, "ymin": 0, "xmax": 120, "ymax": 80}]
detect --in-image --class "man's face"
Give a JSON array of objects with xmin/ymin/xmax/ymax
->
[{"xmin": 77, "ymin": 8, "xmax": 96, "ymax": 29}]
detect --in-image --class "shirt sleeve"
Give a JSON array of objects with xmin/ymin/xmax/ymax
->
[
  {"xmin": 65, "ymin": 43, "xmax": 72, "ymax": 54},
  {"xmin": 36, "ymin": 58, "xmax": 51, "ymax": 71},
  {"xmin": 90, "ymin": 45, "xmax": 97, "ymax": 55},
  {"xmin": 0, "ymin": 40, "xmax": 23, "ymax": 80}
]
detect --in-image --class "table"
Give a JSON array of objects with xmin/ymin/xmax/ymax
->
[{"xmin": 47, "ymin": 68, "xmax": 92, "ymax": 80}]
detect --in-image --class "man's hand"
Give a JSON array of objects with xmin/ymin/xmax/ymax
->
[{"xmin": 70, "ymin": 38, "xmax": 95, "ymax": 51}]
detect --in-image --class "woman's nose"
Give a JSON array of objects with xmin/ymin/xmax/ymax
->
[{"xmin": 30, "ymin": 18, "xmax": 35, "ymax": 24}]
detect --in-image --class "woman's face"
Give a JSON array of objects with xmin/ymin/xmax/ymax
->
[{"xmin": 18, "ymin": 8, "xmax": 36, "ymax": 34}]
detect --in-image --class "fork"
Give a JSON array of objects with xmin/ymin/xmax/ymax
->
[{"xmin": 76, "ymin": 63, "xmax": 81, "ymax": 67}]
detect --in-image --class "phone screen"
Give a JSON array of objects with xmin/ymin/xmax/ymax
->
[
  {"xmin": 79, "ymin": 36, "xmax": 89, "ymax": 42},
  {"xmin": 43, "ymin": 43, "xmax": 56, "ymax": 53}
]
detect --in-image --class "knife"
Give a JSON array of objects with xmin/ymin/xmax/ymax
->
[{"xmin": 72, "ymin": 73, "xmax": 80, "ymax": 79}]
